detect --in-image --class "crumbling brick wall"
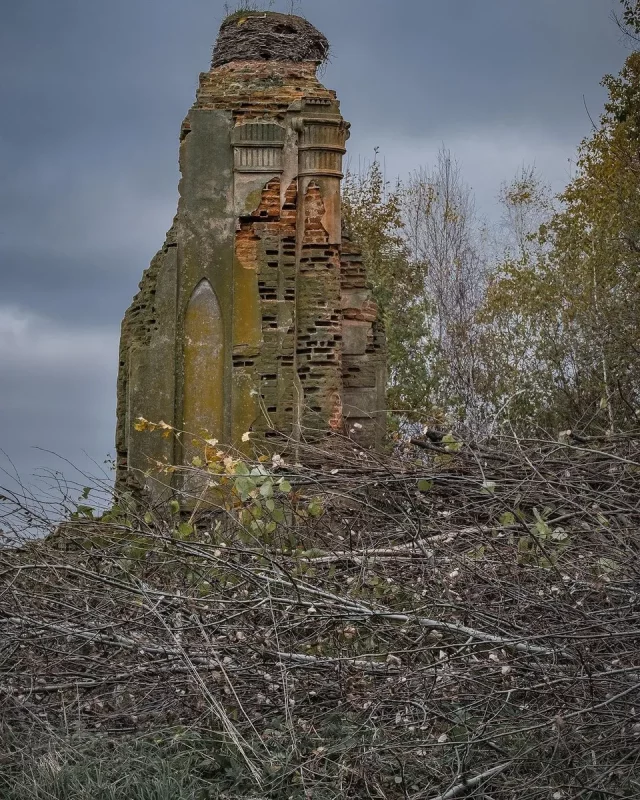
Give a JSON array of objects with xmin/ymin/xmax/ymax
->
[{"xmin": 116, "ymin": 13, "xmax": 386, "ymax": 496}]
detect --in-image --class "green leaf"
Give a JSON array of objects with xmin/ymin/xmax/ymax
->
[
  {"xmin": 265, "ymin": 498, "xmax": 276, "ymax": 512},
  {"xmin": 417, "ymin": 479, "xmax": 434, "ymax": 492},
  {"xmin": 481, "ymin": 480, "xmax": 496, "ymax": 495},
  {"xmin": 279, "ymin": 480, "xmax": 292, "ymax": 494},
  {"xmin": 234, "ymin": 462, "xmax": 250, "ymax": 477},
  {"xmin": 76, "ymin": 505, "xmax": 94, "ymax": 518},
  {"xmin": 81, "ymin": 487, "xmax": 91, "ymax": 500},
  {"xmin": 144, "ymin": 512, "xmax": 153, "ymax": 525},
  {"xmin": 595, "ymin": 557, "xmax": 620, "ymax": 576},
  {"xmin": 442, "ymin": 433, "xmax": 462, "ymax": 453},
  {"xmin": 308, "ymin": 498, "xmax": 324, "ymax": 518},
  {"xmin": 175, "ymin": 522, "xmax": 193, "ymax": 540},
  {"xmin": 234, "ymin": 477, "xmax": 254, "ymax": 500},
  {"xmin": 534, "ymin": 518, "xmax": 551, "ymax": 539},
  {"xmin": 499, "ymin": 511, "xmax": 516, "ymax": 526},
  {"xmin": 170, "ymin": 500, "xmax": 181, "ymax": 515},
  {"xmin": 260, "ymin": 480, "xmax": 274, "ymax": 499}
]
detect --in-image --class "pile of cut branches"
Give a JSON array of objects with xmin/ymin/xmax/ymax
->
[{"xmin": 1, "ymin": 432, "xmax": 639, "ymax": 798}]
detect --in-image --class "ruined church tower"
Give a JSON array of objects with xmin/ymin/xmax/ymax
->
[{"xmin": 116, "ymin": 12, "xmax": 386, "ymax": 494}]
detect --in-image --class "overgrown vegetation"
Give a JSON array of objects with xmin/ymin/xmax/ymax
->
[
  {"xmin": 0, "ymin": 732, "xmax": 224, "ymax": 800},
  {"xmin": 343, "ymin": 18, "xmax": 640, "ymax": 437},
  {"xmin": 2, "ymin": 429, "xmax": 640, "ymax": 798}
]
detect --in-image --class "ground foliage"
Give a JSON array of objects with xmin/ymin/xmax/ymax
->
[{"xmin": 2, "ymin": 430, "xmax": 640, "ymax": 798}]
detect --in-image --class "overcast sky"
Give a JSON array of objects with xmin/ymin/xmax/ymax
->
[{"xmin": 0, "ymin": 0, "xmax": 629, "ymax": 498}]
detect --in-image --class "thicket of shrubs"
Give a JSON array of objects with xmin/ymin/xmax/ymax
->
[{"xmin": 2, "ymin": 430, "xmax": 639, "ymax": 798}]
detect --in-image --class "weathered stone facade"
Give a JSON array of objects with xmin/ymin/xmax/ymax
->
[{"xmin": 116, "ymin": 12, "xmax": 386, "ymax": 495}]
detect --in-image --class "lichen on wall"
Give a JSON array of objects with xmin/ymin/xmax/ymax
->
[{"xmin": 116, "ymin": 13, "xmax": 386, "ymax": 498}]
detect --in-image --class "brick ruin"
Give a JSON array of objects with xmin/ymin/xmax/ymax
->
[{"xmin": 116, "ymin": 12, "xmax": 386, "ymax": 497}]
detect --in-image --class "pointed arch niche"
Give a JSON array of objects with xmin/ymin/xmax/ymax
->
[{"xmin": 182, "ymin": 279, "xmax": 225, "ymax": 463}]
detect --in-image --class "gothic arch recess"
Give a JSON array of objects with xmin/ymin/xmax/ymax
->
[{"xmin": 182, "ymin": 279, "xmax": 224, "ymax": 463}]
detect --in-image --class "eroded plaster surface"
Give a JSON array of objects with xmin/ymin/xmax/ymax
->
[{"xmin": 116, "ymin": 12, "xmax": 386, "ymax": 496}]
